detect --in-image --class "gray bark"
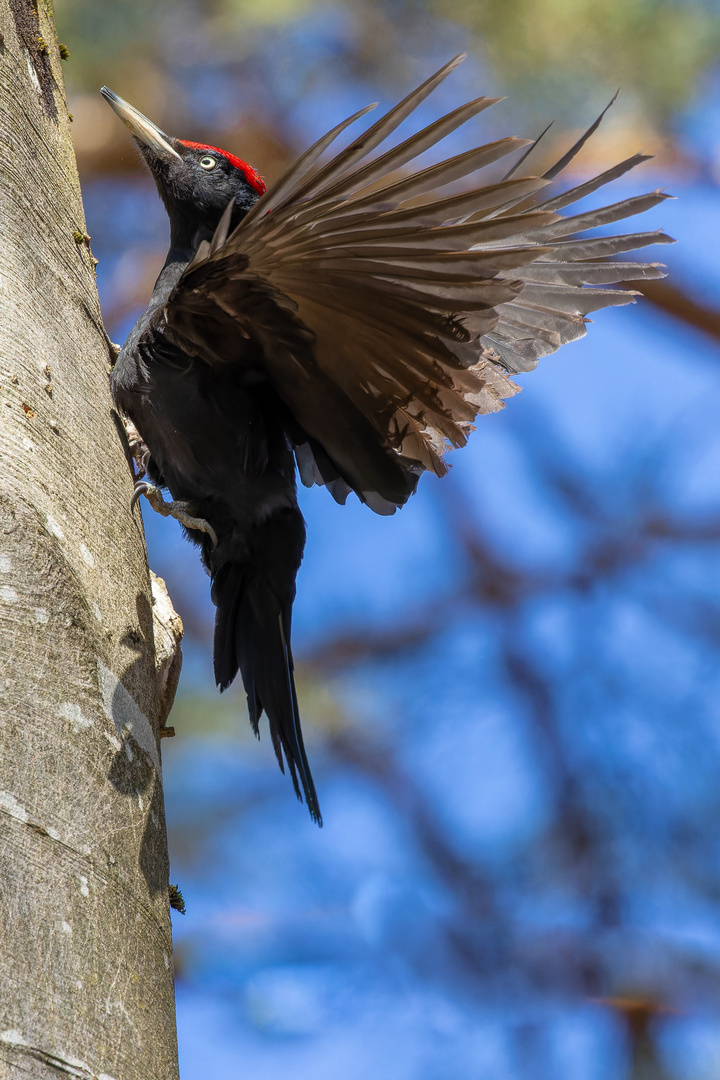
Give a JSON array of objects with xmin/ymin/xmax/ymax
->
[{"xmin": 0, "ymin": 3, "xmax": 182, "ymax": 1078}]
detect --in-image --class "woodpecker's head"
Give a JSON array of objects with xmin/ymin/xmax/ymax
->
[{"xmin": 101, "ymin": 87, "xmax": 266, "ymax": 247}]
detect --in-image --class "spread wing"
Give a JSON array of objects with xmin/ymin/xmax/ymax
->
[{"xmin": 163, "ymin": 54, "xmax": 673, "ymax": 514}]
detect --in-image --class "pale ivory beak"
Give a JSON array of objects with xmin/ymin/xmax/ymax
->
[{"xmin": 100, "ymin": 86, "xmax": 182, "ymax": 161}]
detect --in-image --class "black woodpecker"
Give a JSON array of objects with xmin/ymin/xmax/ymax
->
[{"xmin": 101, "ymin": 56, "xmax": 672, "ymax": 825}]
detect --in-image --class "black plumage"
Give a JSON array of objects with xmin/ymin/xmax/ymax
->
[{"xmin": 101, "ymin": 57, "xmax": 671, "ymax": 824}]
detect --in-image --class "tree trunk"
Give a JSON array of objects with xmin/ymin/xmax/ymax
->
[{"xmin": 0, "ymin": 4, "xmax": 182, "ymax": 1078}]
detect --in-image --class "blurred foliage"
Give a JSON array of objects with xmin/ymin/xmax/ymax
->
[
  {"xmin": 169, "ymin": 673, "xmax": 345, "ymax": 739},
  {"xmin": 57, "ymin": 0, "xmax": 720, "ymax": 131},
  {"xmin": 438, "ymin": 0, "xmax": 720, "ymax": 124}
]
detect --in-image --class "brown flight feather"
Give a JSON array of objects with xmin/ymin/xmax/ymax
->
[{"xmin": 165, "ymin": 56, "xmax": 673, "ymax": 511}]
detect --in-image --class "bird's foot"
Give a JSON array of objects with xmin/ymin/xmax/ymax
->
[
  {"xmin": 123, "ymin": 417, "xmax": 151, "ymax": 479},
  {"xmin": 106, "ymin": 338, "xmax": 122, "ymax": 366},
  {"xmin": 131, "ymin": 482, "xmax": 218, "ymax": 548}
]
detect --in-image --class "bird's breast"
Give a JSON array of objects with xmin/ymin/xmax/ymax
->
[{"xmin": 113, "ymin": 336, "xmax": 298, "ymax": 526}]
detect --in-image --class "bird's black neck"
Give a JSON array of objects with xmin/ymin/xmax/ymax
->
[
  {"xmin": 151, "ymin": 222, "xmax": 212, "ymax": 306},
  {"xmin": 149, "ymin": 254, "xmax": 192, "ymax": 309},
  {"xmin": 149, "ymin": 196, "xmax": 255, "ymax": 309}
]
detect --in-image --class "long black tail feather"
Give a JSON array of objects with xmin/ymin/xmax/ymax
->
[{"xmin": 211, "ymin": 543, "xmax": 321, "ymax": 825}]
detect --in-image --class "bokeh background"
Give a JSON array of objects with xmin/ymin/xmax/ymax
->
[{"xmin": 56, "ymin": 2, "xmax": 720, "ymax": 1076}]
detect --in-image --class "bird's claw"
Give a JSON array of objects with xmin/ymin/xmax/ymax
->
[
  {"xmin": 131, "ymin": 481, "xmax": 218, "ymax": 549},
  {"xmin": 130, "ymin": 480, "xmax": 151, "ymax": 511}
]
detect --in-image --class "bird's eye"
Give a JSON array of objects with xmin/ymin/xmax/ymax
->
[{"xmin": 199, "ymin": 156, "xmax": 217, "ymax": 170}]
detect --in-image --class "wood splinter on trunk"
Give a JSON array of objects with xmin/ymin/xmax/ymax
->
[{"xmin": 151, "ymin": 571, "xmax": 183, "ymax": 729}]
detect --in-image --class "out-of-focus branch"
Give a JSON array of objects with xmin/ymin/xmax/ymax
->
[
  {"xmin": 502, "ymin": 645, "xmax": 622, "ymax": 944},
  {"xmin": 303, "ymin": 509, "xmax": 720, "ymax": 670},
  {"xmin": 630, "ymin": 278, "xmax": 720, "ymax": 346}
]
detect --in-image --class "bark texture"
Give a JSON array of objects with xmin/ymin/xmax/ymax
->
[{"xmin": 0, "ymin": 3, "xmax": 182, "ymax": 1078}]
